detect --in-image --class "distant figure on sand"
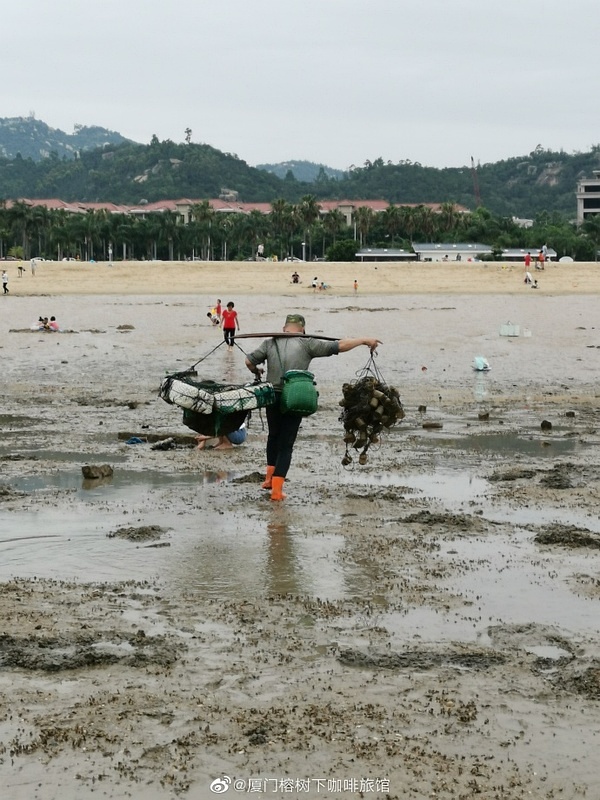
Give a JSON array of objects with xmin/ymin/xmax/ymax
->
[
  {"xmin": 524, "ymin": 271, "xmax": 533, "ymax": 285},
  {"xmin": 291, "ymin": 271, "xmax": 300, "ymax": 284},
  {"xmin": 31, "ymin": 258, "xmax": 37, "ymax": 276},
  {"xmin": 2, "ymin": 270, "xmax": 8, "ymax": 294},
  {"xmin": 48, "ymin": 316, "xmax": 60, "ymax": 331},
  {"xmin": 311, "ymin": 277, "xmax": 319, "ymax": 291},
  {"xmin": 207, "ymin": 311, "xmax": 220, "ymax": 326},
  {"xmin": 353, "ymin": 279, "xmax": 358, "ymax": 293}
]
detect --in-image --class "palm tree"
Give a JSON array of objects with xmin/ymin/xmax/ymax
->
[
  {"xmin": 270, "ymin": 198, "xmax": 292, "ymax": 260},
  {"xmin": 439, "ymin": 202, "xmax": 461, "ymax": 237},
  {"xmin": 353, "ymin": 206, "xmax": 375, "ymax": 247},
  {"xmin": 190, "ymin": 201, "xmax": 215, "ymax": 260},
  {"xmin": 215, "ymin": 213, "xmax": 235, "ymax": 261},
  {"xmin": 7, "ymin": 200, "xmax": 34, "ymax": 259},
  {"xmin": 323, "ymin": 208, "xmax": 345, "ymax": 249},
  {"xmin": 156, "ymin": 211, "xmax": 180, "ymax": 261},
  {"xmin": 414, "ymin": 205, "xmax": 437, "ymax": 242},
  {"xmin": 30, "ymin": 204, "xmax": 51, "ymax": 257},
  {"xmin": 297, "ymin": 195, "xmax": 321, "ymax": 261},
  {"xmin": 383, "ymin": 204, "xmax": 402, "ymax": 246}
]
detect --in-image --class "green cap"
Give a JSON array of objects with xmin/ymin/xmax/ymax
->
[{"xmin": 285, "ymin": 313, "xmax": 305, "ymax": 327}]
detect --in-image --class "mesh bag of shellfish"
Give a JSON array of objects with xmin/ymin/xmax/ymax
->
[{"xmin": 338, "ymin": 354, "xmax": 404, "ymax": 466}]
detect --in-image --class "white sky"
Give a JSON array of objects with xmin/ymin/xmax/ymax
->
[{"xmin": 3, "ymin": 0, "xmax": 598, "ymax": 171}]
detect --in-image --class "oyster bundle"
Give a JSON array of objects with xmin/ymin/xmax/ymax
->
[{"xmin": 339, "ymin": 375, "xmax": 404, "ymax": 465}]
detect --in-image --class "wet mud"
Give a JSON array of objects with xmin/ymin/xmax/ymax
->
[{"xmin": 1, "ymin": 294, "xmax": 600, "ymax": 798}]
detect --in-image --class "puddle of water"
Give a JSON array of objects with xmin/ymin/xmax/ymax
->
[
  {"xmin": 440, "ymin": 535, "xmax": 600, "ymax": 635},
  {"xmin": 486, "ymin": 504, "xmax": 600, "ymax": 531},
  {"xmin": 524, "ymin": 645, "xmax": 572, "ymax": 660},
  {"xmin": 0, "ymin": 488, "xmax": 351, "ymax": 601},
  {"xmin": 10, "ymin": 468, "xmax": 240, "ymax": 495},
  {"xmin": 170, "ymin": 519, "xmax": 348, "ymax": 600},
  {"xmin": 344, "ymin": 469, "xmax": 488, "ymax": 506},
  {"xmin": 414, "ymin": 432, "xmax": 584, "ymax": 457}
]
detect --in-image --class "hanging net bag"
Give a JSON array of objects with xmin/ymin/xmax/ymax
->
[
  {"xmin": 338, "ymin": 355, "xmax": 404, "ymax": 466},
  {"xmin": 160, "ymin": 373, "xmax": 276, "ymax": 436}
]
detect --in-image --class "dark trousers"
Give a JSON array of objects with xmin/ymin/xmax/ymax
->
[
  {"xmin": 223, "ymin": 328, "xmax": 236, "ymax": 346},
  {"xmin": 266, "ymin": 401, "xmax": 303, "ymax": 478}
]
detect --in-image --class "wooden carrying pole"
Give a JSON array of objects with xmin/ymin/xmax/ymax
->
[{"xmin": 234, "ymin": 332, "xmax": 339, "ymax": 341}]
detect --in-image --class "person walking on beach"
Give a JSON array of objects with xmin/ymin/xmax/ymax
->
[
  {"xmin": 2, "ymin": 270, "xmax": 8, "ymax": 294},
  {"xmin": 524, "ymin": 252, "xmax": 531, "ymax": 272},
  {"xmin": 215, "ymin": 299, "xmax": 222, "ymax": 321},
  {"xmin": 31, "ymin": 258, "xmax": 37, "ymax": 277},
  {"xmin": 221, "ymin": 301, "xmax": 239, "ymax": 350},
  {"xmin": 245, "ymin": 313, "xmax": 381, "ymax": 501},
  {"xmin": 353, "ymin": 279, "xmax": 358, "ymax": 293}
]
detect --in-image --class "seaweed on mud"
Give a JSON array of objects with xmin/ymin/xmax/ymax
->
[
  {"xmin": 534, "ymin": 524, "xmax": 600, "ymax": 549},
  {"xmin": 539, "ymin": 463, "xmax": 575, "ymax": 489},
  {"xmin": 337, "ymin": 646, "xmax": 505, "ymax": 671},
  {"xmin": 401, "ymin": 509, "xmax": 485, "ymax": 533},
  {"xmin": 488, "ymin": 468, "xmax": 537, "ymax": 482},
  {"xmin": 551, "ymin": 663, "xmax": 600, "ymax": 700},
  {"xmin": 0, "ymin": 630, "xmax": 185, "ymax": 672}
]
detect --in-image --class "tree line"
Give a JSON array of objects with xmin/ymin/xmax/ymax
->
[
  {"xmin": 1, "ymin": 137, "xmax": 600, "ymax": 218},
  {"xmin": 2, "ymin": 196, "xmax": 599, "ymax": 263}
]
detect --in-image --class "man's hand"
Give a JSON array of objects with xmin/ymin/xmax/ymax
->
[{"xmin": 365, "ymin": 338, "xmax": 382, "ymax": 353}]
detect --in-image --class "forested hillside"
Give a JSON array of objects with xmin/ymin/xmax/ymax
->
[{"xmin": 1, "ymin": 127, "xmax": 599, "ymax": 218}]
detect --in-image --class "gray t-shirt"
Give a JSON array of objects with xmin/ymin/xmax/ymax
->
[{"xmin": 247, "ymin": 337, "xmax": 339, "ymax": 389}]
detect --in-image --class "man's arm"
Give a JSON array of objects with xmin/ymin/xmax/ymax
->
[
  {"xmin": 338, "ymin": 337, "xmax": 382, "ymax": 354},
  {"xmin": 245, "ymin": 357, "xmax": 263, "ymax": 377}
]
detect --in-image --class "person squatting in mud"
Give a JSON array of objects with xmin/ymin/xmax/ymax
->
[{"xmin": 245, "ymin": 312, "xmax": 381, "ymax": 501}]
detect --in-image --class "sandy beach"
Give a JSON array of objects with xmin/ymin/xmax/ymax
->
[
  {"xmin": 2, "ymin": 257, "xmax": 599, "ymax": 297},
  {"xmin": 1, "ymin": 273, "xmax": 600, "ymax": 800}
]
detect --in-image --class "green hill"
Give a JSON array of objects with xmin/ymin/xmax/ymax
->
[{"xmin": 0, "ymin": 116, "xmax": 133, "ymax": 161}]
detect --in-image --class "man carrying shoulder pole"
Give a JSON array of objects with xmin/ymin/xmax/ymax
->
[{"xmin": 245, "ymin": 313, "xmax": 381, "ymax": 501}]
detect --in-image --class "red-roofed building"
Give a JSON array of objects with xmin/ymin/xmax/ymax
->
[{"xmin": 6, "ymin": 197, "xmax": 471, "ymax": 228}]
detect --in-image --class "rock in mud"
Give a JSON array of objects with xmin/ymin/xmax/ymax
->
[
  {"xmin": 107, "ymin": 525, "xmax": 167, "ymax": 542},
  {"xmin": 81, "ymin": 464, "xmax": 114, "ymax": 479}
]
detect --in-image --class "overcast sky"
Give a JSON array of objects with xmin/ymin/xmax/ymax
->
[{"xmin": 3, "ymin": 0, "xmax": 598, "ymax": 171}]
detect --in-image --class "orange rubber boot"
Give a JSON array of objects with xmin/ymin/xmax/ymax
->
[
  {"xmin": 261, "ymin": 465, "xmax": 275, "ymax": 490},
  {"xmin": 270, "ymin": 477, "xmax": 286, "ymax": 501}
]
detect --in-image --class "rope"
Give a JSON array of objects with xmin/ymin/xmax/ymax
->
[
  {"xmin": 354, "ymin": 351, "xmax": 386, "ymax": 383},
  {"xmin": 187, "ymin": 339, "xmax": 228, "ymax": 371}
]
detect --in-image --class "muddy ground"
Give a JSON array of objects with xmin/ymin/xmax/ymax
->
[{"xmin": 1, "ymin": 293, "xmax": 600, "ymax": 799}]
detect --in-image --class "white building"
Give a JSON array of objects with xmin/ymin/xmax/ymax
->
[
  {"xmin": 576, "ymin": 170, "xmax": 600, "ymax": 224},
  {"xmin": 412, "ymin": 242, "xmax": 492, "ymax": 262}
]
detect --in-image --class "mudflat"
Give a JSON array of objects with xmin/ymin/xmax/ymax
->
[{"xmin": 1, "ymin": 285, "xmax": 600, "ymax": 800}]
